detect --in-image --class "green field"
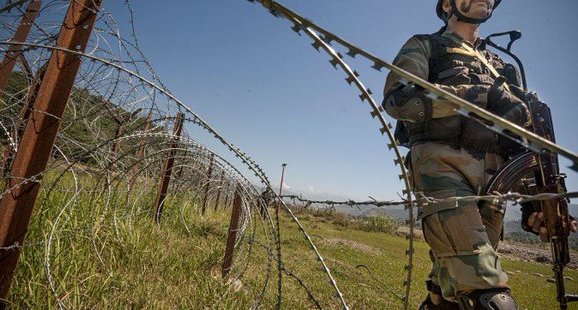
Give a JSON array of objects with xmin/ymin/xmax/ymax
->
[{"xmin": 4, "ymin": 183, "xmax": 578, "ymax": 309}]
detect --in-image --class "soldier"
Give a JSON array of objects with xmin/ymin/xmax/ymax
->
[{"xmin": 383, "ymin": 0, "xmax": 530, "ymax": 309}]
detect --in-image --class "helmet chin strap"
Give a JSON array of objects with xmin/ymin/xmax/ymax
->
[{"xmin": 449, "ymin": 0, "xmax": 493, "ymax": 24}]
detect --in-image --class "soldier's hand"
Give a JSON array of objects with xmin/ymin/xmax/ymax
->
[
  {"xmin": 527, "ymin": 211, "xmax": 578, "ymax": 242},
  {"xmin": 487, "ymin": 77, "xmax": 530, "ymax": 126}
]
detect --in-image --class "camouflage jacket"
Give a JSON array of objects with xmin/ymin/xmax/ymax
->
[
  {"xmin": 383, "ymin": 29, "xmax": 521, "ymax": 153},
  {"xmin": 384, "ymin": 30, "xmax": 507, "ymax": 118}
]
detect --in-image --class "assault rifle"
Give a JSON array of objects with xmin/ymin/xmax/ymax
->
[{"xmin": 483, "ymin": 31, "xmax": 578, "ymax": 310}]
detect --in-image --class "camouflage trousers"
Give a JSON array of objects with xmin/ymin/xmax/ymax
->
[{"xmin": 410, "ymin": 141, "xmax": 509, "ymax": 301}]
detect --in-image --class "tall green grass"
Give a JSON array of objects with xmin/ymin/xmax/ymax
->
[{"xmin": 4, "ymin": 172, "xmax": 577, "ymax": 309}]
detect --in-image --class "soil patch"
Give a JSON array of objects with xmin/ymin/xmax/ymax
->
[
  {"xmin": 323, "ymin": 237, "xmax": 381, "ymax": 255},
  {"xmin": 499, "ymin": 241, "xmax": 578, "ymax": 270}
]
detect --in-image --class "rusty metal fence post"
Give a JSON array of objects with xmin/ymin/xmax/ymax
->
[
  {"xmin": 105, "ymin": 123, "xmax": 123, "ymax": 190},
  {"xmin": 0, "ymin": 0, "xmax": 42, "ymax": 94},
  {"xmin": 153, "ymin": 112, "xmax": 184, "ymax": 223},
  {"xmin": 109, "ymin": 123, "xmax": 123, "ymax": 161},
  {"xmin": 0, "ymin": 0, "xmax": 102, "ymax": 302},
  {"xmin": 222, "ymin": 185, "xmax": 242, "ymax": 277},
  {"xmin": 213, "ymin": 170, "xmax": 225, "ymax": 211},
  {"xmin": 274, "ymin": 163, "xmax": 287, "ymax": 308},
  {"xmin": 201, "ymin": 153, "xmax": 214, "ymax": 215},
  {"xmin": 226, "ymin": 185, "xmax": 234, "ymax": 209},
  {"xmin": 1, "ymin": 0, "xmax": 44, "ymax": 178},
  {"xmin": 220, "ymin": 184, "xmax": 230, "ymax": 210},
  {"xmin": 1, "ymin": 64, "xmax": 46, "ymax": 177},
  {"xmin": 129, "ymin": 111, "xmax": 152, "ymax": 191}
]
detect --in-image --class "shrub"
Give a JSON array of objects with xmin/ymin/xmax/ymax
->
[{"xmin": 357, "ymin": 215, "xmax": 398, "ymax": 234}]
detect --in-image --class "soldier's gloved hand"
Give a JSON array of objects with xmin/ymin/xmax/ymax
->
[
  {"xmin": 488, "ymin": 76, "xmax": 511, "ymax": 103},
  {"xmin": 487, "ymin": 77, "xmax": 530, "ymax": 126},
  {"xmin": 525, "ymin": 211, "xmax": 578, "ymax": 242},
  {"xmin": 500, "ymin": 104, "xmax": 530, "ymax": 126},
  {"xmin": 508, "ymin": 84, "xmax": 529, "ymax": 102}
]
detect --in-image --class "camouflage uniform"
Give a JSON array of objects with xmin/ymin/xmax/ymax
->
[{"xmin": 383, "ymin": 30, "xmax": 524, "ymax": 301}]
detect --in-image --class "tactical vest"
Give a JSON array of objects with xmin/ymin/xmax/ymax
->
[{"xmin": 401, "ymin": 33, "xmax": 506, "ymax": 156}]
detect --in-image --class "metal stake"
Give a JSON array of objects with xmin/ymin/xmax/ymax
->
[
  {"xmin": 0, "ymin": 0, "xmax": 102, "ymax": 302},
  {"xmin": 1, "ymin": 63, "xmax": 46, "ymax": 177},
  {"xmin": 0, "ymin": 0, "xmax": 42, "ymax": 95},
  {"xmin": 275, "ymin": 163, "xmax": 287, "ymax": 309},
  {"xmin": 153, "ymin": 113, "xmax": 184, "ymax": 223},
  {"xmin": 278, "ymin": 163, "xmax": 287, "ymax": 208},
  {"xmin": 129, "ymin": 111, "xmax": 152, "ymax": 191},
  {"xmin": 201, "ymin": 153, "xmax": 214, "ymax": 215},
  {"xmin": 222, "ymin": 185, "xmax": 242, "ymax": 277},
  {"xmin": 104, "ymin": 123, "xmax": 123, "ymax": 190},
  {"xmin": 213, "ymin": 170, "xmax": 225, "ymax": 211}
]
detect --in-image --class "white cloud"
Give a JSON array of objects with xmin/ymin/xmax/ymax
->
[{"xmin": 307, "ymin": 186, "xmax": 315, "ymax": 192}]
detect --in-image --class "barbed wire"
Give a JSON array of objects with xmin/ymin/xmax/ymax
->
[
  {"xmin": 249, "ymin": 0, "xmax": 578, "ymax": 173},
  {"xmin": 281, "ymin": 194, "xmax": 409, "ymax": 208},
  {"xmin": 2, "ymin": 1, "xmax": 576, "ymax": 309},
  {"xmin": 0, "ymin": 2, "xmax": 283, "ymax": 308},
  {"xmin": 282, "ymin": 191, "xmax": 578, "ymax": 209},
  {"xmin": 246, "ymin": 2, "xmax": 578, "ymax": 307},
  {"xmin": 0, "ymin": 2, "xmax": 398, "ymax": 308}
]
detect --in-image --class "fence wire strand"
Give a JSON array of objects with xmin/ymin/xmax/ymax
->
[{"xmin": 0, "ymin": 1, "xmax": 576, "ymax": 309}]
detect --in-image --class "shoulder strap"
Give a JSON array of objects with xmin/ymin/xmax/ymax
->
[{"xmin": 454, "ymin": 41, "xmax": 510, "ymax": 91}]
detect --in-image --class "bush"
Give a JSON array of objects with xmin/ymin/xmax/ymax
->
[
  {"xmin": 357, "ymin": 215, "xmax": 398, "ymax": 234},
  {"xmin": 287, "ymin": 204, "xmax": 400, "ymax": 234}
]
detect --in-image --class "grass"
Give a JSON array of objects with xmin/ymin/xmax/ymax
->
[{"xmin": 4, "ymin": 177, "xmax": 578, "ymax": 309}]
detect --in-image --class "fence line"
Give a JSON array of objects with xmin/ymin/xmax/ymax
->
[{"xmin": 0, "ymin": 1, "xmax": 575, "ymax": 309}]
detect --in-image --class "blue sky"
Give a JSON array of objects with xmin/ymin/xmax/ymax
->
[{"xmin": 104, "ymin": 0, "xmax": 578, "ymax": 201}]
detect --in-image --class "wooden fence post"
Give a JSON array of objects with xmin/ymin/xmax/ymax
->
[
  {"xmin": 153, "ymin": 113, "xmax": 184, "ymax": 223},
  {"xmin": 222, "ymin": 185, "xmax": 242, "ymax": 277},
  {"xmin": 0, "ymin": 0, "xmax": 102, "ymax": 302},
  {"xmin": 201, "ymin": 153, "xmax": 214, "ymax": 215}
]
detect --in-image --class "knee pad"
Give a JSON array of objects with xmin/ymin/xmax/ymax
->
[{"xmin": 458, "ymin": 289, "xmax": 517, "ymax": 310}]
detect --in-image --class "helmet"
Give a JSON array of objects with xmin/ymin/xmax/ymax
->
[{"xmin": 436, "ymin": 0, "xmax": 502, "ymax": 24}]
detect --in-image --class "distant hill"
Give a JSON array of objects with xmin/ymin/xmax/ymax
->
[
  {"xmin": 329, "ymin": 201, "xmax": 578, "ymax": 235},
  {"xmin": 327, "ymin": 204, "xmax": 408, "ymax": 220},
  {"xmin": 1, "ymin": 71, "xmax": 152, "ymax": 165}
]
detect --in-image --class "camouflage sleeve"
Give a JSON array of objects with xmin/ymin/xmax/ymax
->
[
  {"xmin": 382, "ymin": 36, "xmax": 433, "ymax": 122},
  {"xmin": 383, "ymin": 36, "xmax": 431, "ymax": 96},
  {"xmin": 383, "ymin": 36, "xmax": 462, "ymax": 120}
]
